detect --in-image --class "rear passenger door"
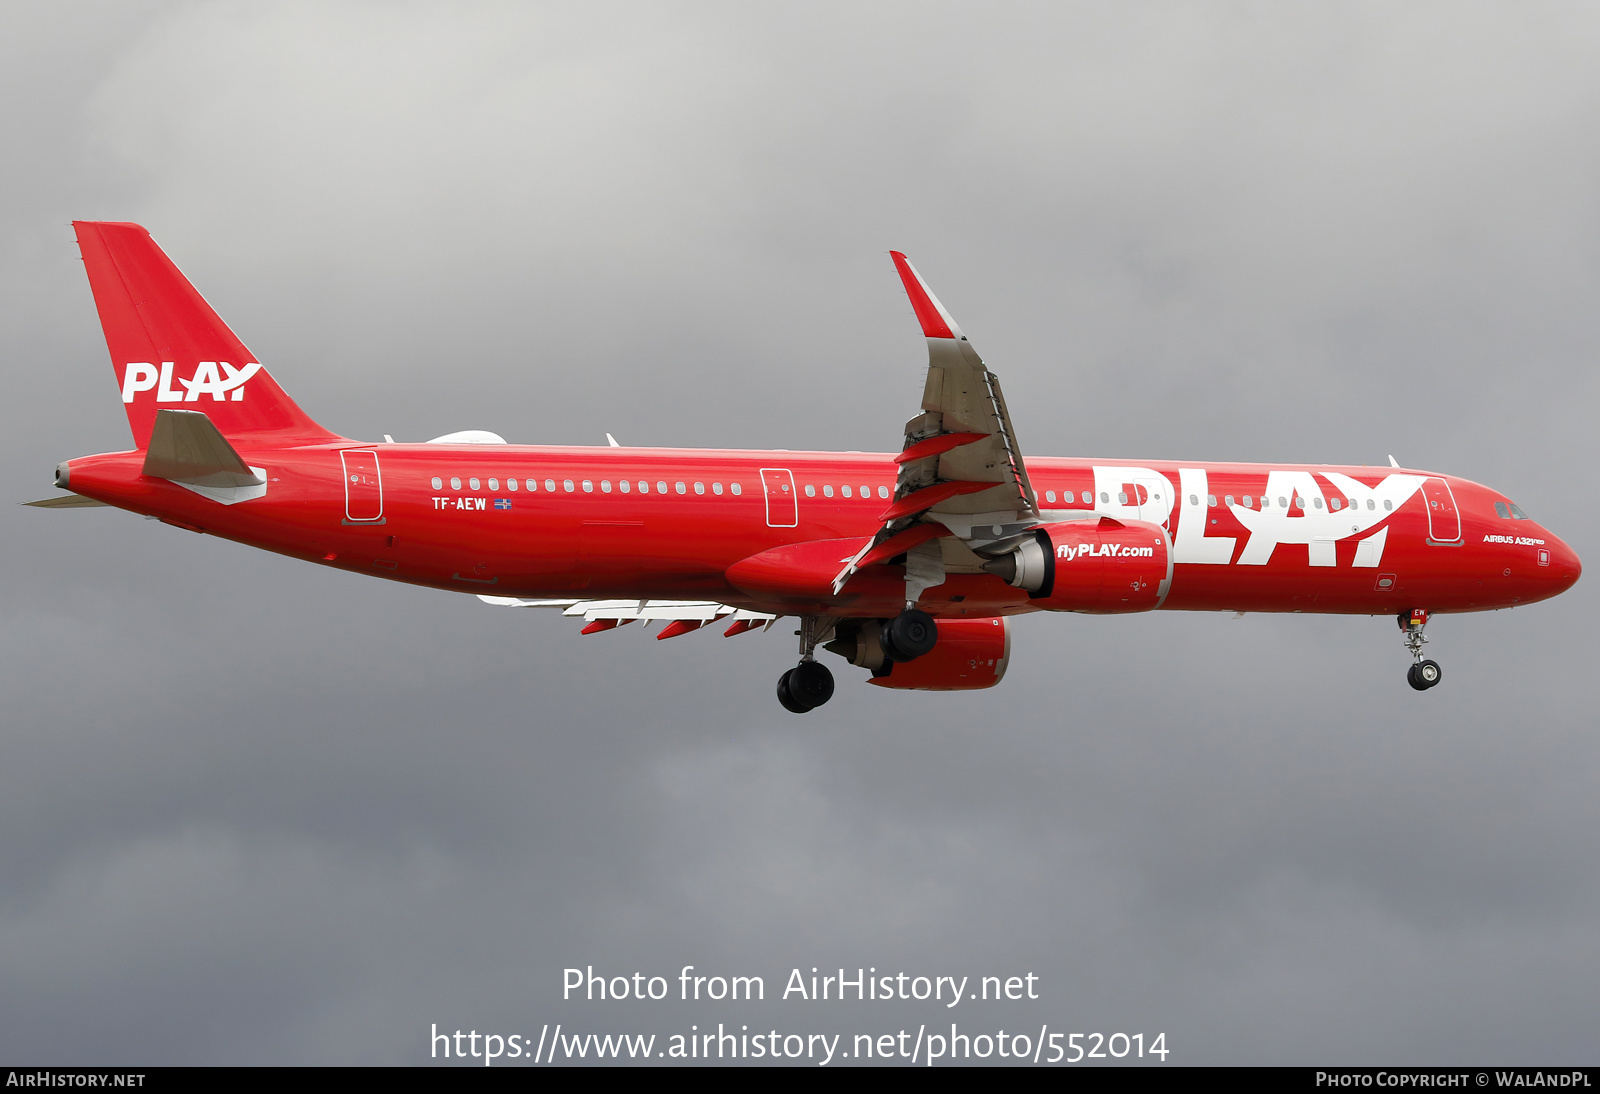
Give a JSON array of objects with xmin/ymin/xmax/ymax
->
[{"xmin": 760, "ymin": 467, "xmax": 797, "ymax": 528}]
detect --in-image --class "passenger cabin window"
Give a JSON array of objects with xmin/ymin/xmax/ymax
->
[
  {"xmin": 842, "ymin": 485, "xmax": 852, "ymax": 498},
  {"xmin": 470, "ymin": 478, "xmax": 481, "ymax": 490},
  {"xmin": 1118, "ymin": 492, "xmax": 1128, "ymax": 504},
  {"xmin": 656, "ymin": 481, "xmax": 667, "ymax": 494},
  {"xmin": 694, "ymin": 482, "xmax": 705, "ymax": 495},
  {"xmin": 582, "ymin": 480, "xmax": 593, "ymax": 492},
  {"xmin": 1295, "ymin": 497, "xmax": 1306, "ymax": 509},
  {"xmin": 1100, "ymin": 492, "xmax": 1110, "ymax": 503},
  {"xmin": 1313, "ymin": 497, "xmax": 1322, "ymax": 509},
  {"xmin": 1207, "ymin": 494, "xmax": 1217, "ymax": 507},
  {"xmin": 861, "ymin": 485, "xmax": 870, "ymax": 498},
  {"xmin": 431, "ymin": 477, "xmax": 443, "ymax": 490},
  {"xmin": 488, "ymin": 478, "xmax": 499, "ymax": 490},
  {"xmin": 546, "ymin": 479, "xmax": 556, "ymax": 492},
  {"xmin": 1225, "ymin": 494, "xmax": 1234, "ymax": 506},
  {"xmin": 601, "ymin": 480, "xmax": 612, "ymax": 493},
  {"xmin": 1189, "ymin": 494, "xmax": 1199, "ymax": 506},
  {"xmin": 675, "ymin": 482, "xmax": 686, "ymax": 494},
  {"xmin": 450, "ymin": 477, "xmax": 462, "ymax": 490},
  {"xmin": 731, "ymin": 483, "xmax": 742, "ymax": 496},
  {"xmin": 878, "ymin": 486, "xmax": 889, "ymax": 499},
  {"xmin": 563, "ymin": 479, "xmax": 575, "ymax": 493},
  {"xmin": 508, "ymin": 479, "xmax": 518, "ymax": 491},
  {"xmin": 713, "ymin": 482, "xmax": 723, "ymax": 495},
  {"xmin": 526, "ymin": 479, "xmax": 537, "ymax": 491},
  {"xmin": 1045, "ymin": 490, "xmax": 1056, "ymax": 503},
  {"xmin": 805, "ymin": 484, "xmax": 816, "ymax": 497},
  {"xmin": 1082, "ymin": 491, "xmax": 1092, "ymax": 504},
  {"xmin": 619, "ymin": 479, "xmax": 630, "ymax": 493},
  {"xmin": 1367, "ymin": 499, "xmax": 1375, "ymax": 510},
  {"xmin": 824, "ymin": 485, "xmax": 834, "ymax": 498},
  {"xmin": 1383, "ymin": 500, "xmax": 1392, "ymax": 510}
]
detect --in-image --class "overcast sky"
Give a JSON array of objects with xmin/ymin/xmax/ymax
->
[{"xmin": 3, "ymin": 0, "xmax": 1597, "ymax": 1066}]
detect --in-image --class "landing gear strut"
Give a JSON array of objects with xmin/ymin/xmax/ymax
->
[
  {"xmin": 777, "ymin": 615, "xmax": 836, "ymax": 714},
  {"xmin": 775, "ymin": 610, "xmax": 939, "ymax": 712},
  {"xmin": 1400, "ymin": 609, "xmax": 1442, "ymax": 691}
]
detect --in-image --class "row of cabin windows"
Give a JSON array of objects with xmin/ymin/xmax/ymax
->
[
  {"xmin": 1043, "ymin": 488, "xmax": 1393, "ymax": 513},
  {"xmin": 1184, "ymin": 492, "xmax": 1391, "ymax": 512},
  {"xmin": 426, "ymin": 476, "xmax": 897, "ymax": 500},
  {"xmin": 422, "ymin": 475, "xmax": 1492, "ymax": 518},
  {"xmin": 429, "ymin": 476, "xmax": 745, "ymax": 496},
  {"xmin": 805, "ymin": 484, "xmax": 891, "ymax": 499}
]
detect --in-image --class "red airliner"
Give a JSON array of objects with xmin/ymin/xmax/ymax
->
[{"xmin": 34, "ymin": 222, "xmax": 1581, "ymax": 712}]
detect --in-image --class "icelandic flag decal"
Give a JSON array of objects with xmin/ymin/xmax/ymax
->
[{"xmin": 494, "ymin": 498, "xmax": 512, "ymax": 510}]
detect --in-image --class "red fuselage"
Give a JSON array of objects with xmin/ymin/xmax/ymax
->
[{"xmin": 62, "ymin": 442, "xmax": 1580, "ymax": 620}]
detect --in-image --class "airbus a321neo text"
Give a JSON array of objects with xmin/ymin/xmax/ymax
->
[{"xmin": 33, "ymin": 222, "xmax": 1581, "ymax": 712}]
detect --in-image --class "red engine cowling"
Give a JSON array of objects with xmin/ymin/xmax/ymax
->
[
  {"xmin": 867, "ymin": 617, "xmax": 1010, "ymax": 691},
  {"xmin": 983, "ymin": 517, "xmax": 1171, "ymax": 612}
]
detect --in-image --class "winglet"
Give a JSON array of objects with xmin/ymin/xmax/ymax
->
[{"xmin": 890, "ymin": 252, "xmax": 962, "ymax": 340}]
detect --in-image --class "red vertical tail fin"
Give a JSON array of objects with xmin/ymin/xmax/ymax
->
[{"xmin": 73, "ymin": 221, "xmax": 339, "ymax": 449}]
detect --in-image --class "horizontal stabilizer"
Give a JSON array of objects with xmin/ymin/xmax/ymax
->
[
  {"xmin": 142, "ymin": 409, "xmax": 264, "ymax": 488},
  {"xmin": 24, "ymin": 493, "xmax": 109, "ymax": 508}
]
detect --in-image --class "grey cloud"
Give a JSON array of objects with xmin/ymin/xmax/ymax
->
[{"xmin": 1, "ymin": 0, "xmax": 1596, "ymax": 1064}]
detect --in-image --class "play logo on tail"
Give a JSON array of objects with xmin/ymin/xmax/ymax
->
[{"xmin": 73, "ymin": 221, "xmax": 337, "ymax": 449}]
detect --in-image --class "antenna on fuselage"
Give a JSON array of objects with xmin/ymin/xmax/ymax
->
[
  {"xmin": 1388, "ymin": 455, "xmax": 1400, "ymax": 468},
  {"xmin": 606, "ymin": 433, "xmax": 621, "ymax": 447}
]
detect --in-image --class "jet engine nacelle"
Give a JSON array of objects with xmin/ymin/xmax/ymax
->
[
  {"xmin": 866, "ymin": 617, "xmax": 1010, "ymax": 691},
  {"xmin": 982, "ymin": 517, "xmax": 1172, "ymax": 613}
]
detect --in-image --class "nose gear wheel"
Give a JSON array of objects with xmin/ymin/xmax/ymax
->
[
  {"xmin": 1398, "ymin": 610, "xmax": 1442, "ymax": 691},
  {"xmin": 1407, "ymin": 660, "xmax": 1443, "ymax": 691}
]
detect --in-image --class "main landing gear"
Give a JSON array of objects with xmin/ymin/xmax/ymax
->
[
  {"xmin": 777, "ymin": 661, "xmax": 834, "ymax": 713},
  {"xmin": 1400, "ymin": 608, "xmax": 1443, "ymax": 692},
  {"xmin": 777, "ymin": 614, "xmax": 835, "ymax": 714},
  {"xmin": 775, "ymin": 609, "xmax": 939, "ymax": 713}
]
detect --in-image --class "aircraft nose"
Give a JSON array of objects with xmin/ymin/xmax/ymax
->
[{"xmin": 1546, "ymin": 533, "xmax": 1582, "ymax": 593}]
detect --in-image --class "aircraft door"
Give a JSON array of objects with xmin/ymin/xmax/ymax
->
[
  {"xmin": 341, "ymin": 449, "xmax": 384, "ymax": 522},
  {"xmin": 1127, "ymin": 471, "xmax": 1175, "ymax": 528},
  {"xmin": 1422, "ymin": 477, "xmax": 1461, "ymax": 543},
  {"xmin": 1092, "ymin": 466, "xmax": 1175, "ymax": 529},
  {"xmin": 759, "ymin": 467, "xmax": 797, "ymax": 528}
]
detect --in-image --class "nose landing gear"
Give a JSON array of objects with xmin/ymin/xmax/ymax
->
[{"xmin": 1400, "ymin": 609, "xmax": 1443, "ymax": 691}]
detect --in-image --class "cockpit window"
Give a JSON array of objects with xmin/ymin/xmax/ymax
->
[
  {"xmin": 1494, "ymin": 501, "xmax": 1510, "ymax": 519},
  {"xmin": 1510, "ymin": 502, "xmax": 1530, "ymax": 520}
]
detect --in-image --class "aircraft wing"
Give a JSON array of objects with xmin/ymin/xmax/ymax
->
[
  {"xmin": 478, "ymin": 596, "xmax": 776, "ymax": 637},
  {"xmin": 835, "ymin": 252, "xmax": 1041, "ymax": 598}
]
